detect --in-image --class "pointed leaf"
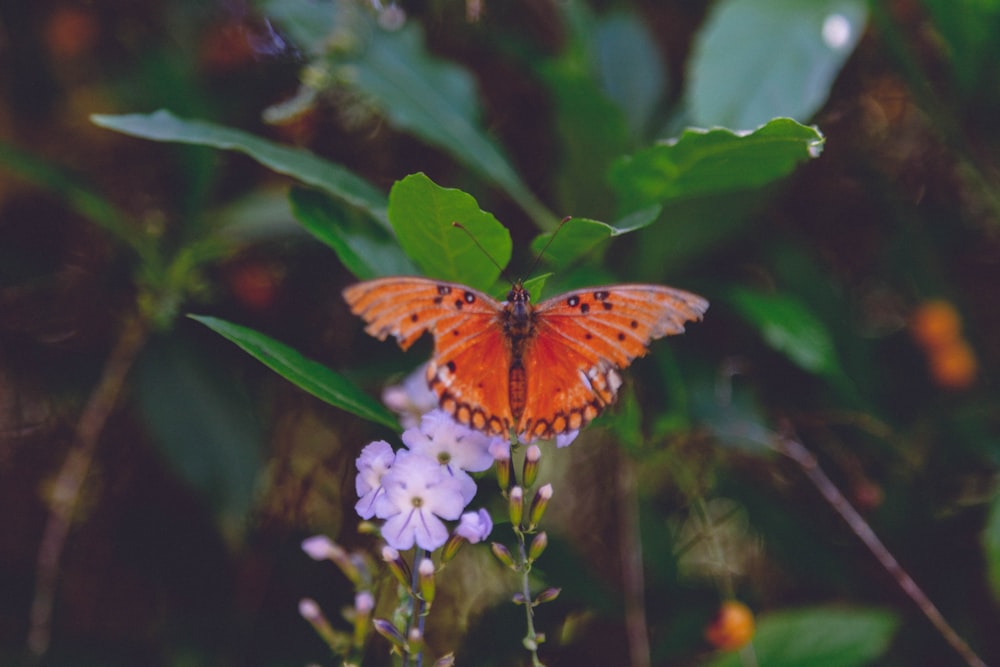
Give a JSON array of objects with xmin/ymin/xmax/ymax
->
[
  {"xmin": 189, "ymin": 315, "xmax": 398, "ymax": 430},
  {"xmin": 289, "ymin": 187, "xmax": 416, "ymax": 279},
  {"xmin": 688, "ymin": 0, "xmax": 867, "ymax": 129},
  {"xmin": 351, "ymin": 24, "xmax": 554, "ymax": 228},
  {"xmin": 91, "ymin": 110, "xmax": 389, "ymax": 226},
  {"xmin": 610, "ymin": 119, "xmax": 824, "ymax": 212},
  {"xmin": 388, "ymin": 173, "xmax": 511, "ymax": 291},
  {"xmin": 530, "ymin": 206, "xmax": 662, "ymax": 268},
  {"xmin": 727, "ymin": 287, "xmax": 843, "ymax": 379}
]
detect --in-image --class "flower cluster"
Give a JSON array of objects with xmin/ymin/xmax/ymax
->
[{"xmin": 355, "ymin": 409, "xmax": 501, "ymax": 551}]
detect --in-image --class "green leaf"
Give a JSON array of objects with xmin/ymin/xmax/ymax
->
[
  {"xmin": 134, "ymin": 335, "xmax": 263, "ymax": 536},
  {"xmin": 350, "ymin": 24, "xmax": 555, "ymax": 228},
  {"xmin": 90, "ymin": 110, "xmax": 389, "ymax": 226},
  {"xmin": 594, "ymin": 11, "xmax": 668, "ymax": 141},
  {"xmin": 727, "ymin": 287, "xmax": 843, "ymax": 379},
  {"xmin": 687, "ymin": 0, "xmax": 867, "ymax": 129},
  {"xmin": 704, "ymin": 606, "xmax": 898, "ymax": 667},
  {"xmin": 189, "ymin": 315, "xmax": 398, "ymax": 431},
  {"xmin": 387, "ymin": 173, "xmax": 512, "ymax": 291},
  {"xmin": 0, "ymin": 140, "xmax": 158, "ymax": 269},
  {"xmin": 985, "ymin": 491, "xmax": 1000, "ymax": 597},
  {"xmin": 289, "ymin": 187, "xmax": 417, "ymax": 279},
  {"xmin": 609, "ymin": 119, "xmax": 824, "ymax": 212},
  {"xmin": 529, "ymin": 206, "xmax": 662, "ymax": 268}
]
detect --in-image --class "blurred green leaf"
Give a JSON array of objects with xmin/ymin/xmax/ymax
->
[
  {"xmin": 351, "ymin": 24, "xmax": 555, "ymax": 228},
  {"xmin": 594, "ymin": 10, "xmax": 668, "ymax": 141},
  {"xmin": 0, "ymin": 141, "xmax": 157, "ymax": 268},
  {"xmin": 134, "ymin": 335, "xmax": 263, "ymax": 537},
  {"xmin": 530, "ymin": 206, "xmax": 662, "ymax": 268},
  {"xmin": 189, "ymin": 315, "xmax": 398, "ymax": 431},
  {"xmin": 609, "ymin": 119, "xmax": 824, "ymax": 213},
  {"xmin": 289, "ymin": 186, "xmax": 417, "ymax": 279},
  {"xmin": 387, "ymin": 173, "xmax": 512, "ymax": 291},
  {"xmin": 91, "ymin": 110, "xmax": 389, "ymax": 226},
  {"xmin": 727, "ymin": 287, "xmax": 843, "ymax": 379},
  {"xmin": 687, "ymin": 0, "xmax": 867, "ymax": 129},
  {"xmin": 704, "ymin": 606, "xmax": 898, "ymax": 667},
  {"xmin": 984, "ymin": 491, "xmax": 1000, "ymax": 597}
]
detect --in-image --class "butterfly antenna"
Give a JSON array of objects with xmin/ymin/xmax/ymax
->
[
  {"xmin": 452, "ymin": 221, "xmax": 515, "ymax": 284},
  {"xmin": 525, "ymin": 215, "xmax": 572, "ymax": 278}
]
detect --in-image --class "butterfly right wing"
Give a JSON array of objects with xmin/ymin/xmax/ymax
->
[{"xmin": 342, "ymin": 276, "xmax": 514, "ymax": 436}]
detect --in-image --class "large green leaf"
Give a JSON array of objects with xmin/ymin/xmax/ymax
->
[
  {"xmin": 387, "ymin": 173, "xmax": 512, "ymax": 291},
  {"xmin": 189, "ymin": 315, "xmax": 398, "ymax": 431},
  {"xmin": 727, "ymin": 287, "xmax": 844, "ymax": 380},
  {"xmin": 350, "ymin": 24, "xmax": 555, "ymax": 228},
  {"xmin": 609, "ymin": 119, "xmax": 824, "ymax": 212},
  {"xmin": 704, "ymin": 606, "xmax": 898, "ymax": 667},
  {"xmin": 687, "ymin": 0, "xmax": 867, "ymax": 129},
  {"xmin": 90, "ymin": 110, "xmax": 389, "ymax": 226},
  {"xmin": 593, "ymin": 10, "xmax": 668, "ymax": 141},
  {"xmin": 289, "ymin": 187, "xmax": 416, "ymax": 280},
  {"xmin": 134, "ymin": 335, "xmax": 264, "ymax": 536}
]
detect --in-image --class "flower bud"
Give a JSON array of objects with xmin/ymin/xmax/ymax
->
[
  {"xmin": 527, "ymin": 483, "xmax": 553, "ymax": 530},
  {"xmin": 512, "ymin": 592, "xmax": 527, "ymax": 605},
  {"xmin": 494, "ymin": 448, "xmax": 512, "ymax": 492},
  {"xmin": 352, "ymin": 591, "xmax": 373, "ymax": 647},
  {"xmin": 418, "ymin": 557, "xmax": 436, "ymax": 607},
  {"xmin": 381, "ymin": 545, "xmax": 411, "ymax": 591},
  {"xmin": 534, "ymin": 587, "xmax": 561, "ymax": 605},
  {"xmin": 299, "ymin": 598, "xmax": 339, "ymax": 648},
  {"xmin": 434, "ymin": 653, "xmax": 456, "ymax": 666},
  {"xmin": 491, "ymin": 542, "xmax": 516, "ymax": 570},
  {"xmin": 441, "ymin": 533, "xmax": 465, "ymax": 563},
  {"xmin": 407, "ymin": 627, "xmax": 424, "ymax": 655},
  {"xmin": 509, "ymin": 485, "xmax": 524, "ymax": 528},
  {"xmin": 373, "ymin": 618, "xmax": 407, "ymax": 651},
  {"xmin": 527, "ymin": 531, "xmax": 548, "ymax": 562},
  {"xmin": 522, "ymin": 445, "xmax": 541, "ymax": 488}
]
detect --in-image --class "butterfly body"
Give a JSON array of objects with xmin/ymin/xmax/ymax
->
[{"xmin": 343, "ymin": 277, "xmax": 707, "ymax": 443}]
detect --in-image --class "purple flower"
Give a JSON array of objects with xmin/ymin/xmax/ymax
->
[
  {"xmin": 402, "ymin": 410, "xmax": 499, "ymax": 504},
  {"xmin": 376, "ymin": 450, "xmax": 466, "ymax": 551},
  {"xmin": 355, "ymin": 440, "xmax": 396, "ymax": 519},
  {"xmin": 455, "ymin": 508, "xmax": 493, "ymax": 544}
]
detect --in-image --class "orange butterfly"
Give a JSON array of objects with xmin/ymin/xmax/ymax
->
[{"xmin": 343, "ymin": 277, "xmax": 708, "ymax": 443}]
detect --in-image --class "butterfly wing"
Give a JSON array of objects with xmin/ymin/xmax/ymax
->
[
  {"xmin": 342, "ymin": 277, "xmax": 515, "ymax": 436},
  {"xmin": 516, "ymin": 284, "xmax": 708, "ymax": 441}
]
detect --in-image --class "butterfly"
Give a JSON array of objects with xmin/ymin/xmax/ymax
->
[{"xmin": 343, "ymin": 277, "xmax": 708, "ymax": 443}]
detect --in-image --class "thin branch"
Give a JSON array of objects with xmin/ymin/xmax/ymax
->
[
  {"xmin": 771, "ymin": 429, "xmax": 987, "ymax": 667},
  {"xmin": 617, "ymin": 456, "xmax": 651, "ymax": 667},
  {"xmin": 26, "ymin": 315, "xmax": 149, "ymax": 661}
]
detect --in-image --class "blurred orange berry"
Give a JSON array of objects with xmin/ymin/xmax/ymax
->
[
  {"xmin": 45, "ymin": 6, "xmax": 100, "ymax": 59},
  {"xmin": 227, "ymin": 261, "xmax": 283, "ymax": 311},
  {"xmin": 910, "ymin": 300, "xmax": 962, "ymax": 351},
  {"xmin": 928, "ymin": 339, "xmax": 977, "ymax": 390},
  {"xmin": 705, "ymin": 600, "xmax": 755, "ymax": 651}
]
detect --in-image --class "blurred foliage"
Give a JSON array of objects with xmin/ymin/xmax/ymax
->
[{"xmin": 2, "ymin": 1, "xmax": 1000, "ymax": 666}]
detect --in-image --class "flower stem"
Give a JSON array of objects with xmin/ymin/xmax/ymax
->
[{"xmin": 515, "ymin": 527, "xmax": 545, "ymax": 667}]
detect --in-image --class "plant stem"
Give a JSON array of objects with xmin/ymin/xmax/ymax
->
[
  {"xmin": 515, "ymin": 528, "xmax": 545, "ymax": 667},
  {"xmin": 773, "ymin": 429, "xmax": 987, "ymax": 667},
  {"xmin": 25, "ymin": 314, "xmax": 150, "ymax": 661},
  {"xmin": 617, "ymin": 457, "xmax": 650, "ymax": 667}
]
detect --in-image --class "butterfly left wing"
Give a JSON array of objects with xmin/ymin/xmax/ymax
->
[
  {"xmin": 516, "ymin": 284, "xmax": 708, "ymax": 441},
  {"xmin": 342, "ymin": 277, "xmax": 515, "ymax": 436}
]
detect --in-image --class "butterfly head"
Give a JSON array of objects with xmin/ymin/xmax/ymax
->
[{"xmin": 507, "ymin": 281, "xmax": 532, "ymax": 317}]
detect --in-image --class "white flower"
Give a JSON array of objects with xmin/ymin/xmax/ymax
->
[
  {"xmin": 354, "ymin": 440, "xmax": 396, "ymax": 519},
  {"xmin": 402, "ymin": 410, "xmax": 499, "ymax": 504},
  {"xmin": 376, "ymin": 450, "xmax": 466, "ymax": 551},
  {"xmin": 382, "ymin": 364, "xmax": 438, "ymax": 430},
  {"xmin": 455, "ymin": 508, "xmax": 493, "ymax": 544}
]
